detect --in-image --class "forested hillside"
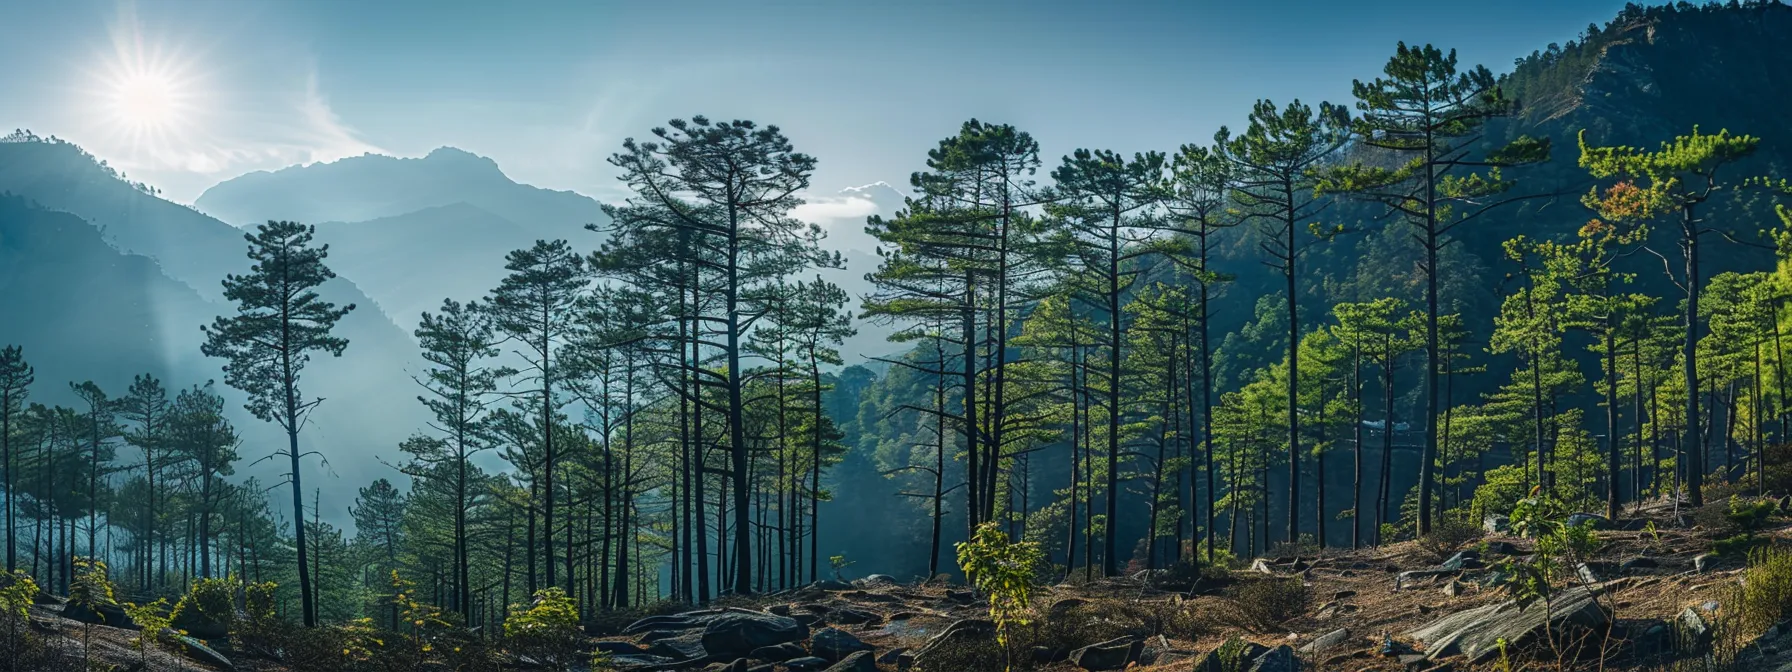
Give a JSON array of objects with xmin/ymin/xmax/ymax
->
[{"xmin": 4, "ymin": 3, "xmax": 1792, "ymax": 671}]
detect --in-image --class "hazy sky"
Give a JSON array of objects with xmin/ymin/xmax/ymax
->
[{"xmin": 3, "ymin": 0, "xmax": 1630, "ymax": 206}]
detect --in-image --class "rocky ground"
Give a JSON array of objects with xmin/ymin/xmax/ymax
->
[
  {"xmin": 591, "ymin": 497, "xmax": 1792, "ymax": 672},
  {"xmin": 18, "ymin": 496, "xmax": 1792, "ymax": 671}
]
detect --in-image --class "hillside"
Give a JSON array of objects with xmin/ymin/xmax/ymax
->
[
  {"xmin": 193, "ymin": 146, "xmax": 609, "ymax": 241},
  {"xmin": 309, "ymin": 202, "xmax": 533, "ymax": 332},
  {"xmin": 0, "ymin": 136, "xmax": 431, "ymax": 517},
  {"xmin": 829, "ymin": 1, "xmax": 1792, "ymax": 580}
]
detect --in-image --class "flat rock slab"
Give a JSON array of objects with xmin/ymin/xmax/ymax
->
[{"xmin": 1405, "ymin": 586, "xmax": 1609, "ymax": 663}]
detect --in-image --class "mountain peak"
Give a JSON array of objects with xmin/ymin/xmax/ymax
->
[{"xmin": 423, "ymin": 146, "xmax": 502, "ymax": 172}]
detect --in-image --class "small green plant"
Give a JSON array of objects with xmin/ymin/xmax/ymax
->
[
  {"xmin": 590, "ymin": 648, "xmax": 616, "ymax": 672},
  {"xmin": 503, "ymin": 588, "xmax": 583, "ymax": 671},
  {"xmin": 68, "ymin": 557, "xmax": 116, "ymax": 609},
  {"xmin": 828, "ymin": 554, "xmax": 855, "ymax": 581},
  {"xmin": 1495, "ymin": 494, "xmax": 1600, "ymax": 607},
  {"xmin": 1712, "ymin": 496, "xmax": 1778, "ymax": 557},
  {"xmin": 955, "ymin": 522, "xmax": 1044, "ymax": 671},
  {"xmin": 0, "ymin": 570, "xmax": 42, "ymax": 662},
  {"xmin": 1493, "ymin": 637, "xmax": 1515, "ymax": 672},
  {"xmin": 123, "ymin": 598, "xmax": 178, "ymax": 670},
  {"xmin": 1214, "ymin": 636, "xmax": 1254, "ymax": 672}
]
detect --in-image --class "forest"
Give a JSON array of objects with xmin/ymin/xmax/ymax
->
[{"xmin": 6, "ymin": 2, "xmax": 1792, "ymax": 671}]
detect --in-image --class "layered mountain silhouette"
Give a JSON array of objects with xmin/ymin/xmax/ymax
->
[
  {"xmin": 193, "ymin": 146, "xmax": 612, "ymax": 333},
  {"xmin": 310, "ymin": 202, "xmax": 527, "ymax": 333},
  {"xmin": 0, "ymin": 138, "xmax": 429, "ymax": 516},
  {"xmin": 195, "ymin": 146, "xmax": 607, "ymax": 240}
]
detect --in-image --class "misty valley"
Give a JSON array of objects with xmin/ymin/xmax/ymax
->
[{"xmin": 8, "ymin": 2, "xmax": 1792, "ymax": 671}]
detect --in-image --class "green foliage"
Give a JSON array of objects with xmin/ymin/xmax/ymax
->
[
  {"xmin": 956, "ymin": 522, "xmax": 1044, "ymax": 657},
  {"xmin": 1733, "ymin": 546, "xmax": 1792, "ymax": 638},
  {"xmin": 829, "ymin": 554, "xmax": 854, "ymax": 580},
  {"xmin": 1213, "ymin": 636, "xmax": 1257, "ymax": 672},
  {"xmin": 1495, "ymin": 495, "xmax": 1599, "ymax": 607},
  {"xmin": 503, "ymin": 588, "xmax": 583, "ymax": 671},
  {"xmin": 170, "ymin": 576, "xmax": 236, "ymax": 638},
  {"xmin": 0, "ymin": 572, "xmax": 36, "ymax": 622},
  {"xmin": 123, "ymin": 598, "xmax": 176, "ymax": 666},
  {"xmin": 68, "ymin": 557, "xmax": 115, "ymax": 608},
  {"xmin": 232, "ymin": 580, "xmax": 283, "ymax": 659}
]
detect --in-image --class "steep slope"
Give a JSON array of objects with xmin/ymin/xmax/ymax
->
[
  {"xmin": 0, "ymin": 196, "xmax": 217, "ymax": 390},
  {"xmin": 0, "ymin": 138, "xmax": 429, "ymax": 515},
  {"xmin": 193, "ymin": 146, "xmax": 608, "ymax": 241},
  {"xmin": 834, "ymin": 3, "xmax": 1792, "ymax": 575},
  {"xmin": 310, "ymin": 202, "xmax": 532, "ymax": 332}
]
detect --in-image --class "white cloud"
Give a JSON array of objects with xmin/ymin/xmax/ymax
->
[{"xmin": 791, "ymin": 195, "xmax": 880, "ymax": 222}]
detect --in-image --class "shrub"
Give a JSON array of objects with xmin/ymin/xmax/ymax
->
[
  {"xmin": 0, "ymin": 570, "xmax": 60, "ymax": 669},
  {"xmin": 1267, "ymin": 534, "xmax": 1320, "ymax": 559},
  {"xmin": 1472, "ymin": 464, "xmax": 1530, "ymax": 521},
  {"xmin": 1231, "ymin": 577, "xmax": 1307, "ymax": 626},
  {"xmin": 170, "ymin": 576, "xmax": 236, "ymax": 639},
  {"xmin": 503, "ymin": 588, "xmax": 583, "ymax": 671},
  {"xmin": 1733, "ymin": 546, "xmax": 1792, "ymax": 637},
  {"xmin": 957, "ymin": 522, "xmax": 1044, "ymax": 672},
  {"xmin": 1417, "ymin": 512, "xmax": 1485, "ymax": 562},
  {"xmin": 231, "ymin": 580, "xmax": 284, "ymax": 659}
]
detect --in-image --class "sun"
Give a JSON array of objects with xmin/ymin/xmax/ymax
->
[
  {"xmin": 82, "ymin": 11, "xmax": 209, "ymax": 157},
  {"xmin": 109, "ymin": 67, "xmax": 183, "ymax": 132}
]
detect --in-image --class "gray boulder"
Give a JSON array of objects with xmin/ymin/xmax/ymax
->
[
  {"xmin": 1192, "ymin": 639, "xmax": 1271, "ymax": 672},
  {"xmin": 912, "ymin": 618, "xmax": 996, "ymax": 669},
  {"xmin": 1298, "ymin": 628, "xmax": 1351, "ymax": 655},
  {"xmin": 1695, "ymin": 553, "xmax": 1717, "ymax": 573},
  {"xmin": 1405, "ymin": 586, "xmax": 1610, "ymax": 662},
  {"xmin": 165, "ymin": 630, "xmax": 235, "ymax": 671},
  {"xmin": 1068, "ymin": 636, "xmax": 1144, "ymax": 670},
  {"xmin": 624, "ymin": 608, "xmax": 807, "ymax": 664},
  {"xmin": 1439, "ymin": 550, "xmax": 1482, "ymax": 571},
  {"xmin": 1483, "ymin": 514, "xmax": 1510, "ymax": 533},
  {"xmin": 855, "ymin": 574, "xmax": 897, "ymax": 587},
  {"xmin": 748, "ymin": 641, "xmax": 807, "ymax": 661},
  {"xmin": 1248, "ymin": 645, "xmax": 1298, "ymax": 672},
  {"xmin": 62, "ymin": 600, "xmax": 136, "ymax": 629},
  {"xmin": 823, "ymin": 651, "xmax": 878, "ymax": 672},
  {"xmin": 811, "ymin": 627, "xmax": 873, "ymax": 661},
  {"xmin": 782, "ymin": 657, "xmax": 830, "ymax": 671},
  {"xmin": 699, "ymin": 610, "xmax": 808, "ymax": 660},
  {"xmin": 1679, "ymin": 606, "xmax": 1713, "ymax": 650}
]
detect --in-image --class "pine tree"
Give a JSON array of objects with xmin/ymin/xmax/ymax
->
[
  {"xmin": 0, "ymin": 346, "xmax": 32, "ymax": 572},
  {"xmin": 1580, "ymin": 127, "xmax": 1766, "ymax": 506},
  {"xmin": 169, "ymin": 382, "xmax": 238, "ymax": 579},
  {"xmin": 1217, "ymin": 99, "xmax": 1349, "ymax": 545},
  {"xmin": 405, "ymin": 298, "xmax": 511, "ymax": 617},
  {"xmin": 201, "ymin": 220, "xmax": 356, "ymax": 627},
  {"xmin": 351, "ymin": 478, "xmax": 407, "ymax": 628},
  {"xmin": 486, "ymin": 240, "xmax": 590, "ymax": 595},
  {"xmin": 610, "ymin": 116, "xmax": 826, "ymax": 594},
  {"xmin": 1045, "ymin": 148, "xmax": 1167, "ymax": 576},
  {"xmin": 1327, "ymin": 42, "xmax": 1549, "ymax": 534}
]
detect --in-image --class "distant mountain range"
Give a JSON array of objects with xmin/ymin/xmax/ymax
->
[{"xmin": 195, "ymin": 146, "xmax": 607, "ymax": 241}]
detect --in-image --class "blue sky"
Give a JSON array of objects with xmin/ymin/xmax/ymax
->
[{"xmin": 2, "ymin": 0, "xmax": 1631, "ymax": 205}]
